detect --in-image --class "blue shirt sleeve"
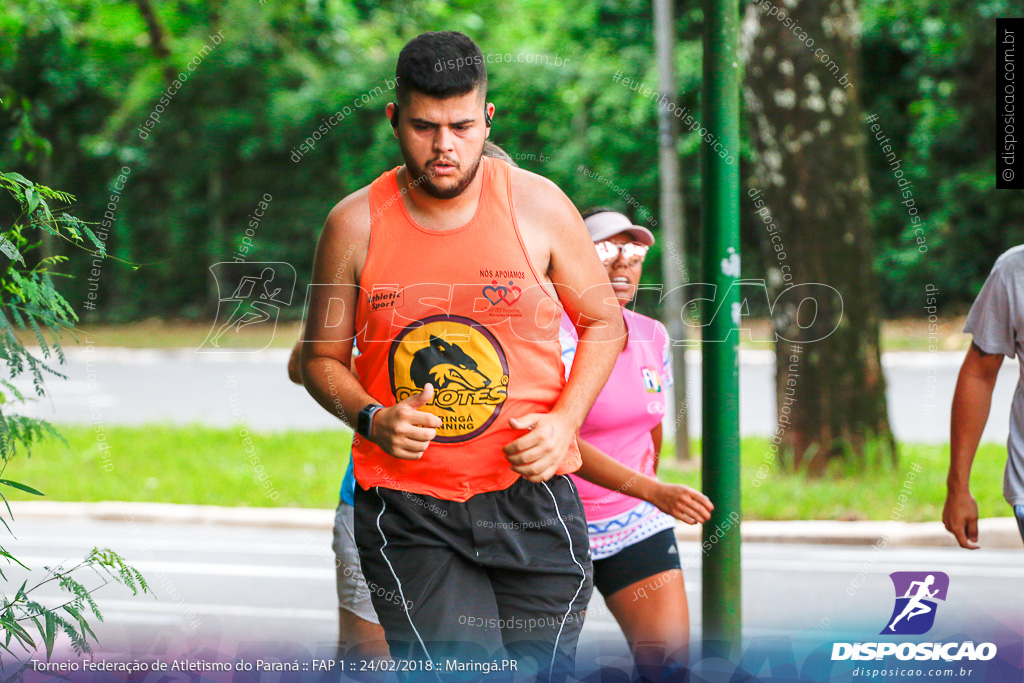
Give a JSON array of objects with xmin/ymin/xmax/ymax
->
[
  {"xmin": 339, "ymin": 342, "xmax": 361, "ymax": 505},
  {"xmin": 339, "ymin": 447, "xmax": 356, "ymax": 506}
]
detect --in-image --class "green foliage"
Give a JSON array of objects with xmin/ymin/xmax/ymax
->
[
  {"xmin": 860, "ymin": 0, "xmax": 1024, "ymax": 312},
  {"xmin": 0, "ymin": 0, "xmax": 1012, "ymax": 320},
  {"xmin": 2, "ymin": 0, "xmax": 1008, "ymax": 320},
  {"xmin": 1, "ymin": 0, "xmax": 697, "ymax": 322},
  {"xmin": 0, "ymin": 547, "xmax": 151, "ymax": 675},
  {"xmin": 0, "ymin": 171, "xmax": 84, "ymax": 461},
  {"xmin": 0, "ymin": 149, "xmax": 150, "ymax": 666}
]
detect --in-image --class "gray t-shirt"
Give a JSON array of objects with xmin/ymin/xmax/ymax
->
[{"xmin": 964, "ymin": 244, "xmax": 1024, "ymax": 506}]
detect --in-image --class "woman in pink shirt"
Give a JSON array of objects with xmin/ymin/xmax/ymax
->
[{"xmin": 561, "ymin": 209, "xmax": 713, "ymax": 679}]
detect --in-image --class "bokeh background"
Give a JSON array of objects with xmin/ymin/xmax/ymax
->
[{"xmin": 3, "ymin": 0, "xmax": 1020, "ymax": 319}]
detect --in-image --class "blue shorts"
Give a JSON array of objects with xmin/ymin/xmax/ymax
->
[{"xmin": 1014, "ymin": 505, "xmax": 1024, "ymax": 545}]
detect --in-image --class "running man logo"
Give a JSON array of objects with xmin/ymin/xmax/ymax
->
[
  {"xmin": 881, "ymin": 571, "xmax": 949, "ymax": 635},
  {"xmin": 389, "ymin": 315, "xmax": 508, "ymax": 443},
  {"xmin": 199, "ymin": 262, "xmax": 295, "ymax": 352}
]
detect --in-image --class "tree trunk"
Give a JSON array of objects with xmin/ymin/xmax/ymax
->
[
  {"xmin": 207, "ymin": 167, "xmax": 225, "ymax": 313},
  {"xmin": 740, "ymin": 0, "xmax": 895, "ymax": 473},
  {"xmin": 654, "ymin": 0, "xmax": 691, "ymax": 462},
  {"xmin": 132, "ymin": 0, "xmax": 177, "ymax": 85}
]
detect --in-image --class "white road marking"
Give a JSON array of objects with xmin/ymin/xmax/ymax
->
[
  {"xmin": 30, "ymin": 594, "xmax": 337, "ymax": 621},
  {"xmin": 16, "ymin": 556, "xmax": 335, "ymax": 580},
  {"xmin": 7, "ymin": 535, "xmax": 331, "ymax": 556}
]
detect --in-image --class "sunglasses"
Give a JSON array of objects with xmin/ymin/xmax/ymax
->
[{"xmin": 595, "ymin": 241, "xmax": 649, "ymax": 265}]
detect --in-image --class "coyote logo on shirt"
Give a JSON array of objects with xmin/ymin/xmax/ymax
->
[
  {"xmin": 411, "ymin": 335, "xmax": 492, "ymax": 401},
  {"xmin": 390, "ymin": 315, "xmax": 508, "ymax": 443}
]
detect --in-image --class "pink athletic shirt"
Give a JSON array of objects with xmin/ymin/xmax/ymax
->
[{"xmin": 561, "ymin": 307, "xmax": 674, "ymax": 519}]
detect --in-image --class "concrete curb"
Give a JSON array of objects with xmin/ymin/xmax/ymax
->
[{"xmin": 11, "ymin": 501, "xmax": 1022, "ymax": 549}]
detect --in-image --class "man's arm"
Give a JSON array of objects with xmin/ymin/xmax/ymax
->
[
  {"xmin": 574, "ymin": 436, "xmax": 713, "ymax": 524},
  {"xmin": 943, "ymin": 341, "xmax": 1004, "ymax": 549},
  {"xmin": 301, "ymin": 193, "xmax": 376, "ymax": 431},
  {"xmin": 301, "ymin": 190, "xmax": 441, "ymax": 460},
  {"xmin": 501, "ymin": 173, "xmax": 626, "ymax": 482}
]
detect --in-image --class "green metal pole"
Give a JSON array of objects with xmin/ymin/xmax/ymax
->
[{"xmin": 701, "ymin": 0, "xmax": 741, "ymax": 655}]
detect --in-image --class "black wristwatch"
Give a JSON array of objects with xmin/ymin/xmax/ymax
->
[{"xmin": 357, "ymin": 403, "xmax": 384, "ymax": 439}]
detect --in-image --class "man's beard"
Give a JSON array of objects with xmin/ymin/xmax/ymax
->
[{"xmin": 402, "ymin": 146, "xmax": 484, "ymax": 200}]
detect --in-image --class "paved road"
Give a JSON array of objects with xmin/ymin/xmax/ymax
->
[
  {"xmin": 10, "ymin": 347, "xmax": 1020, "ymax": 444},
  {"xmin": 9, "ymin": 517, "xmax": 1022, "ymax": 673}
]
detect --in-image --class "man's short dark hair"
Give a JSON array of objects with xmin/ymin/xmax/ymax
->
[{"xmin": 396, "ymin": 31, "xmax": 487, "ymax": 106}]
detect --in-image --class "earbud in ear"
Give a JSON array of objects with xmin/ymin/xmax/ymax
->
[{"xmin": 390, "ymin": 102, "xmax": 399, "ymax": 128}]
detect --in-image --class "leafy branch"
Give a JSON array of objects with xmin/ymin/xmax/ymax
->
[
  {"xmin": 0, "ymin": 165, "xmax": 152, "ymax": 672},
  {"xmin": 0, "ymin": 548, "xmax": 152, "ymax": 665}
]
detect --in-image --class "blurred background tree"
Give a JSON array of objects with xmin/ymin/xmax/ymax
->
[
  {"xmin": 741, "ymin": 0, "xmax": 895, "ymax": 471},
  {"xmin": 0, "ymin": 0, "xmax": 1016, "ymax": 471},
  {"xmin": 2, "ymin": 0, "xmax": 1016, "ymax": 319},
  {"xmin": 860, "ymin": 0, "xmax": 1024, "ymax": 310}
]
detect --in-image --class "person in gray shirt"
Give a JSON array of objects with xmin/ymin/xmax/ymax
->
[{"xmin": 944, "ymin": 245, "xmax": 1024, "ymax": 548}]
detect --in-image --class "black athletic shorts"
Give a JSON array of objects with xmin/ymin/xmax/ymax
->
[
  {"xmin": 353, "ymin": 474, "xmax": 593, "ymax": 683},
  {"xmin": 592, "ymin": 528, "xmax": 682, "ymax": 598}
]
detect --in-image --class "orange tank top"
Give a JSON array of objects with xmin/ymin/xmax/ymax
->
[{"xmin": 351, "ymin": 155, "xmax": 581, "ymax": 501}]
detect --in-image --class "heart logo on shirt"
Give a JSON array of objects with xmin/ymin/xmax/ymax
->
[
  {"xmin": 502, "ymin": 281, "xmax": 523, "ymax": 305},
  {"xmin": 482, "ymin": 280, "xmax": 522, "ymax": 306},
  {"xmin": 482, "ymin": 284, "xmax": 507, "ymax": 305}
]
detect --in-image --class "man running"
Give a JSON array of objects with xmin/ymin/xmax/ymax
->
[
  {"xmin": 285, "ymin": 142, "xmax": 524, "ymax": 665},
  {"xmin": 300, "ymin": 31, "xmax": 625, "ymax": 681},
  {"xmin": 887, "ymin": 575, "xmax": 939, "ymax": 631},
  {"xmin": 944, "ymin": 245, "xmax": 1024, "ymax": 548},
  {"xmin": 209, "ymin": 268, "xmax": 282, "ymax": 347}
]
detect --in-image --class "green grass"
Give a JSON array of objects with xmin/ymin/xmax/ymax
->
[
  {"xmin": 2, "ymin": 424, "xmax": 351, "ymax": 509},
  {"xmin": 657, "ymin": 439, "xmax": 1009, "ymax": 521},
  {"xmin": 14, "ymin": 320, "xmax": 305, "ymax": 350},
  {"xmin": 2, "ymin": 426, "xmax": 1010, "ymax": 521}
]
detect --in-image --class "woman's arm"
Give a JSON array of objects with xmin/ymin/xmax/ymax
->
[
  {"xmin": 575, "ymin": 436, "xmax": 657, "ymax": 501},
  {"xmin": 575, "ymin": 436, "xmax": 713, "ymax": 524},
  {"xmin": 651, "ymin": 422, "xmax": 663, "ymax": 474}
]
